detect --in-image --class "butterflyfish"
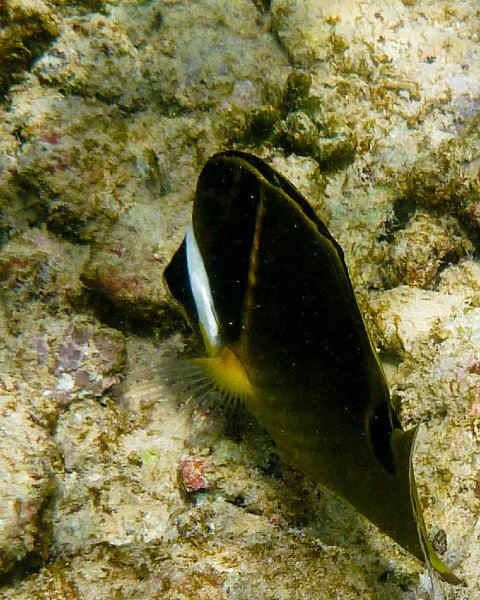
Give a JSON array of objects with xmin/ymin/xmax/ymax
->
[{"xmin": 163, "ymin": 150, "xmax": 460, "ymax": 585}]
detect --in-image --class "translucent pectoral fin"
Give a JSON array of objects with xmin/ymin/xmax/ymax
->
[
  {"xmin": 162, "ymin": 350, "xmax": 249, "ymax": 429},
  {"xmin": 192, "ymin": 347, "xmax": 253, "ymax": 401}
]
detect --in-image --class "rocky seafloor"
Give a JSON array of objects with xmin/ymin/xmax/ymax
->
[{"xmin": 0, "ymin": 0, "xmax": 479, "ymax": 598}]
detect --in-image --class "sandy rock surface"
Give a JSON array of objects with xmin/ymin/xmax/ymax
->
[{"xmin": 0, "ymin": 0, "xmax": 479, "ymax": 598}]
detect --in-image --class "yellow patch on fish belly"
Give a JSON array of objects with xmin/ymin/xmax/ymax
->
[{"xmin": 193, "ymin": 347, "xmax": 253, "ymax": 400}]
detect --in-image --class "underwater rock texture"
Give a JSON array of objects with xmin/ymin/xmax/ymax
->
[
  {"xmin": 0, "ymin": 0, "xmax": 58, "ymax": 97},
  {"xmin": 0, "ymin": 0, "xmax": 479, "ymax": 598},
  {"xmin": 0, "ymin": 391, "xmax": 57, "ymax": 581}
]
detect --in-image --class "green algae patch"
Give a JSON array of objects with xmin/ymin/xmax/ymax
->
[
  {"xmin": 0, "ymin": 0, "xmax": 58, "ymax": 97},
  {"xmin": 8, "ymin": 89, "xmax": 132, "ymax": 243},
  {"xmin": 382, "ymin": 212, "xmax": 473, "ymax": 289},
  {"xmin": 240, "ymin": 70, "xmax": 356, "ymax": 170}
]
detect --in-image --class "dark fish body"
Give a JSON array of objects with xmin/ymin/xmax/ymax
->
[{"xmin": 164, "ymin": 150, "xmax": 459, "ymax": 584}]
